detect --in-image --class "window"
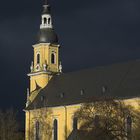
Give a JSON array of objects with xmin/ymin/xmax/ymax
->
[
  {"xmin": 80, "ymin": 89, "xmax": 84, "ymax": 95},
  {"xmin": 51, "ymin": 53, "xmax": 55, "ymax": 64},
  {"xmin": 102, "ymin": 86, "xmax": 107, "ymax": 93},
  {"xmin": 48, "ymin": 18, "xmax": 51, "ymax": 25},
  {"xmin": 126, "ymin": 116, "xmax": 132, "ymax": 135},
  {"xmin": 37, "ymin": 53, "xmax": 40, "ymax": 64},
  {"xmin": 73, "ymin": 117, "xmax": 78, "ymax": 130},
  {"xmin": 44, "ymin": 17, "xmax": 47, "ymax": 24},
  {"xmin": 53, "ymin": 119, "xmax": 58, "ymax": 140},
  {"xmin": 94, "ymin": 115, "xmax": 99, "ymax": 128},
  {"xmin": 35, "ymin": 121, "xmax": 40, "ymax": 140}
]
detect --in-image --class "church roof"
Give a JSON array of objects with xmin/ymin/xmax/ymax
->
[
  {"xmin": 26, "ymin": 60, "xmax": 140, "ymax": 110},
  {"xmin": 67, "ymin": 130, "xmax": 88, "ymax": 140}
]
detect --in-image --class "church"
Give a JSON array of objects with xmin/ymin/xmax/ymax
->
[{"xmin": 25, "ymin": 1, "xmax": 140, "ymax": 140}]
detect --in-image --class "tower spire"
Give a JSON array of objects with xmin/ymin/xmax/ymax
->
[
  {"xmin": 37, "ymin": 0, "xmax": 58, "ymax": 44},
  {"xmin": 40, "ymin": 0, "xmax": 52, "ymax": 29},
  {"xmin": 28, "ymin": 0, "xmax": 60, "ymax": 96}
]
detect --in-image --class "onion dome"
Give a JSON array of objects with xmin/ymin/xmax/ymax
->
[{"xmin": 37, "ymin": 28, "xmax": 58, "ymax": 44}]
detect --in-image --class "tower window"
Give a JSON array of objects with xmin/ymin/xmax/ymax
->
[
  {"xmin": 37, "ymin": 53, "xmax": 40, "ymax": 64},
  {"xmin": 48, "ymin": 18, "xmax": 51, "ymax": 25},
  {"xmin": 44, "ymin": 17, "xmax": 47, "ymax": 24},
  {"xmin": 51, "ymin": 53, "xmax": 55, "ymax": 64},
  {"xmin": 73, "ymin": 117, "xmax": 78, "ymax": 130},
  {"xmin": 53, "ymin": 119, "xmax": 58, "ymax": 140},
  {"xmin": 35, "ymin": 121, "xmax": 40, "ymax": 140}
]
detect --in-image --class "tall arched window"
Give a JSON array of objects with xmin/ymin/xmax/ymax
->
[
  {"xmin": 51, "ymin": 53, "xmax": 55, "ymax": 64},
  {"xmin": 48, "ymin": 18, "xmax": 51, "ymax": 25},
  {"xmin": 44, "ymin": 17, "xmax": 47, "ymax": 24},
  {"xmin": 35, "ymin": 121, "xmax": 40, "ymax": 140},
  {"xmin": 126, "ymin": 116, "xmax": 132, "ymax": 138},
  {"xmin": 73, "ymin": 117, "xmax": 78, "ymax": 130},
  {"xmin": 94, "ymin": 115, "xmax": 99, "ymax": 128},
  {"xmin": 53, "ymin": 119, "xmax": 58, "ymax": 140},
  {"xmin": 37, "ymin": 53, "xmax": 40, "ymax": 64}
]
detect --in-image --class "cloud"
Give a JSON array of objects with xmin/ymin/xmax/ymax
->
[{"xmin": 0, "ymin": 0, "xmax": 140, "ymax": 113}]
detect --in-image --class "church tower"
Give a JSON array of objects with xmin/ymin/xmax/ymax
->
[{"xmin": 27, "ymin": 0, "xmax": 62, "ymax": 101}]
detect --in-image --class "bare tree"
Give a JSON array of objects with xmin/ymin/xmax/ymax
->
[
  {"xmin": 28, "ymin": 108, "xmax": 52, "ymax": 140},
  {"xmin": 74, "ymin": 98, "xmax": 140, "ymax": 140},
  {"xmin": 132, "ymin": 101, "xmax": 140, "ymax": 140},
  {"xmin": 0, "ymin": 108, "xmax": 24, "ymax": 140}
]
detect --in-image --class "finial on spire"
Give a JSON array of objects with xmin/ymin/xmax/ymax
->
[
  {"xmin": 27, "ymin": 88, "xmax": 30, "ymax": 98},
  {"xmin": 26, "ymin": 88, "xmax": 31, "ymax": 107},
  {"xmin": 59, "ymin": 61, "xmax": 63, "ymax": 73},
  {"xmin": 44, "ymin": 0, "xmax": 49, "ymax": 5}
]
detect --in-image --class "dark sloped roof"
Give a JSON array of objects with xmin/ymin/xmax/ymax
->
[
  {"xmin": 26, "ymin": 60, "xmax": 140, "ymax": 110},
  {"xmin": 67, "ymin": 130, "xmax": 87, "ymax": 140}
]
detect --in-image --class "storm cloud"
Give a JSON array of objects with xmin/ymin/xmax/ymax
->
[{"xmin": 0, "ymin": 0, "xmax": 140, "ymax": 118}]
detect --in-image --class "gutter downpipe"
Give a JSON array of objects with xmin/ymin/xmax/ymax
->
[
  {"xmin": 29, "ymin": 110, "xmax": 30, "ymax": 140},
  {"xmin": 63, "ymin": 106, "xmax": 67, "ymax": 140}
]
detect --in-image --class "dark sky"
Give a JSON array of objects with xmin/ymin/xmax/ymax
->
[{"xmin": 0, "ymin": 0, "xmax": 140, "ymax": 119}]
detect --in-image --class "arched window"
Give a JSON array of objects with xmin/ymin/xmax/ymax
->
[
  {"xmin": 126, "ymin": 116, "xmax": 132, "ymax": 137},
  {"xmin": 44, "ymin": 17, "xmax": 47, "ymax": 24},
  {"xmin": 51, "ymin": 53, "xmax": 55, "ymax": 64},
  {"xmin": 35, "ymin": 121, "xmax": 40, "ymax": 140},
  {"xmin": 94, "ymin": 115, "xmax": 99, "ymax": 128},
  {"xmin": 53, "ymin": 119, "xmax": 58, "ymax": 140},
  {"xmin": 48, "ymin": 18, "xmax": 51, "ymax": 25},
  {"xmin": 73, "ymin": 117, "xmax": 78, "ymax": 130},
  {"xmin": 37, "ymin": 53, "xmax": 40, "ymax": 64}
]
